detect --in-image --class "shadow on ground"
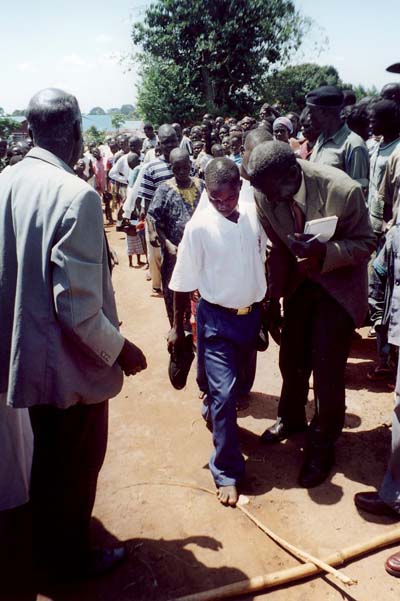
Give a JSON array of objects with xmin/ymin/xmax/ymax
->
[{"xmin": 0, "ymin": 514, "xmax": 252, "ymax": 601}]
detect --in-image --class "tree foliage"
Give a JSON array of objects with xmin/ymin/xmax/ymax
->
[
  {"xmin": 11, "ymin": 109, "xmax": 26, "ymax": 116},
  {"xmin": 262, "ymin": 63, "xmax": 342, "ymax": 113},
  {"xmin": 89, "ymin": 106, "xmax": 106, "ymax": 115},
  {"xmin": 111, "ymin": 113, "xmax": 126, "ymax": 132},
  {"xmin": 84, "ymin": 125, "xmax": 105, "ymax": 145},
  {"xmin": 132, "ymin": 0, "xmax": 310, "ymax": 119},
  {"xmin": 352, "ymin": 84, "xmax": 380, "ymax": 102},
  {"xmin": 0, "ymin": 116, "xmax": 20, "ymax": 138},
  {"xmin": 136, "ymin": 56, "xmax": 205, "ymax": 125}
]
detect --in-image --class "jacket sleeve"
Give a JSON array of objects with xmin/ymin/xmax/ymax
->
[
  {"xmin": 51, "ymin": 187, "xmax": 124, "ymax": 366},
  {"xmin": 321, "ymin": 184, "xmax": 376, "ymax": 273}
]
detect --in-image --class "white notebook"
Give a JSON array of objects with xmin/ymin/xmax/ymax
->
[{"xmin": 304, "ymin": 216, "xmax": 338, "ymax": 243}]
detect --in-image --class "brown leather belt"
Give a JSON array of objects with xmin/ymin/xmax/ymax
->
[{"xmin": 206, "ymin": 301, "xmax": 255, "ymax": 315}]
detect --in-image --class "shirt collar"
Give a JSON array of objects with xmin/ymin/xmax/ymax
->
[
  {"xmin": 321, "ymin": 122, "xmax": 349, "ymax": 145},
  {"xmin": 25, "ymin": 147, "xmax": 75, "ymax": 174}
]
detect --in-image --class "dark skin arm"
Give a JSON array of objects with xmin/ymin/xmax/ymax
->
[
  {"xmin": 155, "ymin": 224, "xmax": 177, "ymax": 255},
  {"xmin": 167, "ymin": 291, "xmax": 191, "ymax": 354},
  {"xmin": 117, "ymin": 338, "xmax": 147, "ymax": 376}
]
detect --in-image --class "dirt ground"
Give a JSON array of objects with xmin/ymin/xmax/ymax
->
[{"xmin": 17, "ymin": 224, "xmax": 400, "ymax": 600}]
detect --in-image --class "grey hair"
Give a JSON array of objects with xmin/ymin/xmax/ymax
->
[
  {"xmin": 244, "ymin": 127, "xmax": 273, "ymax": 151},
  {"xmin": 26, "ymin": 88, "xmax": 80, "ymax": 149},
  {"xmin": 248, "ymin": 141, "xmax": 296, "ymax": 191}
]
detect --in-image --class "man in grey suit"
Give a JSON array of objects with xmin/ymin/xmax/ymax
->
[
  {"xmin": 0, "ymin": 88, "xmax": 146, "ymax": 583},
  {"xmin": 248, "ymin": 141, "xmax": 375, "ymax": 488}
]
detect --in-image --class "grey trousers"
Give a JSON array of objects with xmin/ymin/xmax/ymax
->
[{"xmin": 379, "ymin": 356, "xmax": 400, "ymax": 511}]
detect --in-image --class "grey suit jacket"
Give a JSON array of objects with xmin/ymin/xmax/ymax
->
[
  {"xmin": 255, "ymin": 160, "xmax": 376, "ymax": 327},
  {"xmin": 0, "ymin": 148, "xmax": 124, "ymax": 408}
]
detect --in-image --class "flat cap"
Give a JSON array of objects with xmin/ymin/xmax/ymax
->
[
  {"xmin": 387, "ymin": 63, "xmax": 400, "ymax": 74},
  {"xmin": 305, "ymin": 86, "xmax": 344, "ymax": 108}
]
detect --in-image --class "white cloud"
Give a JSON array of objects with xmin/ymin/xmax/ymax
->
[
  {"xmin": 95, "ymin": 33, "xmax": 113, "ymax": 43},
  {"xmin": 17, "ymin": 61, "xmax": 36, "ymax": 73},
  {"xmin": 56, "ymin": 54, "xmax": 94, "ymax": 74}
]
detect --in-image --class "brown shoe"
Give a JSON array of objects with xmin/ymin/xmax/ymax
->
[
  {"xmin": 385, "ymin": 550, "xmax": 400, "ymax": 577},
  {"xmin": 354, "ymin": 491, "xmax": 399, "ymax": 517}
]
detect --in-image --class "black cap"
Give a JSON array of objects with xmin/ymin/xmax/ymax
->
[
  {"xmin": 305, "ymin": 86, "xmax": 344, "ymax": 108},
  {"xmin": 387, "ymin": 63, "xmax": 400, "ymax": 74}
]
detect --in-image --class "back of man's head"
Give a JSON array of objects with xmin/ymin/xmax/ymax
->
[
  {"xmin": 247, "ymin": 141, "xmax": 296, "ymax": 191},
  {"xmin": 26, "ymin": 88, "xmax": 81, "ymax": 163}
]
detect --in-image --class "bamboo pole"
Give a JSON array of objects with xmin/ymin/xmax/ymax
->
[
  {"xmin": 236, "ymin": 503, "xmax": 355, "ymax": 585},
  {"xmin": 171, "ymin": 526, "xmax": 400, "ymax": 601}
]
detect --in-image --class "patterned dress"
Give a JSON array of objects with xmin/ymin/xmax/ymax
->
[{"xmin": 148, "ymin": 177, "xmax": 204, "ymax": 325}]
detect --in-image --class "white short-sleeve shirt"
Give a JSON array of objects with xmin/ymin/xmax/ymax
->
[{"xmin": 169, "ymin": 199, "xmax": 267, "ymax": 308}]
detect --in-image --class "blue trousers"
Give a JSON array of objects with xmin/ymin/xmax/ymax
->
[{"xmin": 196, "ymin": 299, "xmax": 261, "ymax": 487}]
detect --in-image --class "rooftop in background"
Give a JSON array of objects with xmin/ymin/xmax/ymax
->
[
  {"xmin": 6, "ymin": 114, "xmax": 144, "ymax": 136},
  {"xmin": 82, "ymin": 114, "xmax": 143, "ymax": 133}
]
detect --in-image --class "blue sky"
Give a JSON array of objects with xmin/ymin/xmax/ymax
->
[{"xmin": 1, "ymin": 0, "xmax": 399, "ymax": 114}]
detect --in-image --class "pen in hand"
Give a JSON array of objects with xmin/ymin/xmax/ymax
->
[{"xmin": 305, "ymin": 233, "xmax": 321, "ymax": 243}]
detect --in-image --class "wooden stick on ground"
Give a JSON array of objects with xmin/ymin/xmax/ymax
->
[
  {"xmin": 126, "ymin": 481, "xmax": 354, "ymax": 585},
  {"xmin": 171, "ymin": 526, "xmax": 400, "ymax": 601},
  {"xmin": 236, "ymin": 502, "xmax": 355, "ymax": 585}
]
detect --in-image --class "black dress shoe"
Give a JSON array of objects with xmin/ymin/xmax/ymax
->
[
  {"xmin": 86, "ymin": 546, "xmax": 126, "ymax": 577},
  {"xmin": 354, "ymin": 491, "xmax": 400, "ymax": 517},
  {"xmin": 385, "ymin": 550, "xmax": 400, "ymax": 577},
  {"xmin": 260, "ymin": 418, "xmax": 307, "ymax": 444},
  {"xmin": 298, "ymin": 450, "xmax": 334, "ymax": 488}
]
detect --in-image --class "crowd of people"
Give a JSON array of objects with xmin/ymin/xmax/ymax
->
[{"xmin": 3, "ymin": 75, "xmax": 400, "ymax": 594}]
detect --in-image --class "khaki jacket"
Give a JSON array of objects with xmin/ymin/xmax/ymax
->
[{"xmin": 256, "ymin": 160, "xmax": 376, "ymax": 326}]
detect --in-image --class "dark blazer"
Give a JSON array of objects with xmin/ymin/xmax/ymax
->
[{"xmin": 255, "ymin": 160, "xmax": 376, "ymax": 326}]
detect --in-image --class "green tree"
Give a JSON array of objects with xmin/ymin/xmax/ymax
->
[
  {"xmin": 84, "ymin": 125, "xmax": 105, "ymax": 145},
  {"xmin": 132, "ymin": 0, "xmax": 311, "ymax": 118},
  {"xmin": 89, "ymin": 106, "xmax": 106, "ymax": 115},
  {"xmin": 0, "ymin": 116, "xmax": 20, "ymax": 138},
  {"xmin": 12, "ymin": 109, "xmax": 26, "ymax": 116},
  {"xmin": 111, "ymin": 113, "xmax": 126, "ymax": 133},
  {"xmin": 120, "ymin": 104, "xmax": 135, "ymax": 116},
  {"xmin": 136, "ymin": 56, "xmax": 205, "ymax": 125},
  {"xmin": 351, "ymin": 84, "xmax": 379, "ymax": 102},
  {"xmin": 262, "ymin": 63, "xmax": 342, "ymax": 113}
]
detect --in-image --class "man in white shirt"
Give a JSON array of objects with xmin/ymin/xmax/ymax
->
[{"xmin": 168, "ymin": 158, "xmax": 267, "ymax": 507}]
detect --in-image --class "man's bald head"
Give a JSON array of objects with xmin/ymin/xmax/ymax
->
[
  {"xmin": 244, "ymin": 127, "xmax": 273, "ymax": 152},
  {"xmin": 381, "ymin": 83, "xmax": 400, "ymax": 103},
  {"xmin": 158, "ymin": 124, "xmax": 178, "ymax": 161},
  {"xmin": 26, "ymin": 88, "xmax": 82, "ymax": 166},
  {"xmin": 241, "ymin": 127, "xmax": 273, "ymax": 180},
  {"xmin": 129, "ymin": 135, "xmax": 142, "ymax": 154}
]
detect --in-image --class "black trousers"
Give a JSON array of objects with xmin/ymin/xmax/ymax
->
[
  {"xmin": 278, "ymin": 281, "xmax": 354, "ymax": 448},
  {"xmin": 29, "ymin": 401, "xmax": 108, "ymax": 577}
]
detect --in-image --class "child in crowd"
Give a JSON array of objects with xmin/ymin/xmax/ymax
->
[
  {"xmin": 74, "ymin": 159, "xmax": 87, "ymax": 181},
  {"xmin": 168, "ymin": 158, "xmax": 267, "ymax": 507},
  {"xmin": 221, "ymin": 135, "xmax": 231, "ymax": 155},
  {"xmin": 229, "ymin": 135, "xmax": 243, "ymax": 164},
  {"xmin": 125, "ymin": 152, "xmax": 145, "ymax": 268}
]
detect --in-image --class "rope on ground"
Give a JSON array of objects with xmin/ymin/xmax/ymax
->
[{"xmin": 124, "ymin": 480, "xmax": 356, "ymax": 586}]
